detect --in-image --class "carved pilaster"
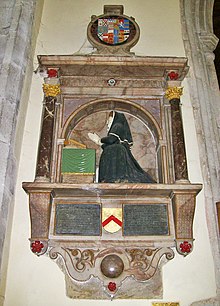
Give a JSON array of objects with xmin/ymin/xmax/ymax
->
[
  {"xmin": 172, "ymin": 190, "xmax": 199, "ymax": 256},
  {"xmin": 165, "ymin": 87, "xmax": 188, "ymax": 182},
  {"xmin": 28, "ymin": 191, "xmax": 52, "ymax": 255}
]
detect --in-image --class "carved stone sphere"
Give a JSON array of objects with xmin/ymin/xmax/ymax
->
[{"xmin": 100, "ymin": 254, "xmax": 124, "ymax": 278}]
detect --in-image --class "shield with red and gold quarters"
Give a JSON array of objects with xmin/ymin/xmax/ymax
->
[
  {"xmin": 97, "ymin": 18, "xmax": 130, "ymax": 45},
  {"xmin": 102, "ymin": 208, "xmax": 122, "ymax": 233}
]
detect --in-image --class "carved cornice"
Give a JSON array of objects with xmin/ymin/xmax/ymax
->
[
  {"xmin": 38, "ymin": 55, "xmax": 189, "ymax": 80},
  {"xmin": 165, "ymin": 87, "xmax": 183, "ymax": 101}
]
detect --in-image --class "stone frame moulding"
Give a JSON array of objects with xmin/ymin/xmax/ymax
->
[
  {"xmin": 22, "ymin": 2, "xmax": 201, "ymax": 300},
  {"xmin": 180, "ymin": 0, "xmax": 220, "ymax": 304},
  {"xmin": 22, "ymin": 52, "xmax": 202, "ymax": 299}
]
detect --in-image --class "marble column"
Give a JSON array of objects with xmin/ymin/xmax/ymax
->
[
  {"xmin": 165, "ymin": 86, "xmax": 189, "ymax": 182},
  {"xmin": 35, "ymin": 83, "xmax": 60, "ymax": 181}
]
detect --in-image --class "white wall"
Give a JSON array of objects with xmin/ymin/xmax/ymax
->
[{"xmin": 3, "ymin": 1, "xmax": 217, "ymax": 305}]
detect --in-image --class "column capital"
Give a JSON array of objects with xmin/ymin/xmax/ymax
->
[
  {"xmin": 165, "ymin": 86, "xmax": 183, "ymax": 101},
  {"xmin": 43, "ymin": 84, "xmax": 61, "ymax": 97}
]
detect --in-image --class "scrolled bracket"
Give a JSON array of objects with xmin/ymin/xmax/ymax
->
[{"xmin": 49, "ymin": 246, "xmax": 174, "ymax": 282}]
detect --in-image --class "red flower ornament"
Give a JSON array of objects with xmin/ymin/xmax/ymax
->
[
  {"xmin": 168, "ymin": 71, "xmax": 179, "ymax": 80},
  {"xmin": 180, "ymin": 241, "xmax": 192, "ymax": 253},
  {"xmin": 108, "ymin": 282, "xmax": 117, "ymax": 292},
  {"xmin": 47, "ymin": 69, "xmax": 58, "ymax": 78},
  {"xmin": 31, "ymin": 240, "xmax": 44, "ymax": 254}
]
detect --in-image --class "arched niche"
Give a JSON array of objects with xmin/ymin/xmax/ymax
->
[
  {"xmin": 60, "ymin": 98, "xmax": 163, "ymax": 183},
  {"xmin": 61, "ymin": 98, "xmax": 162, "ymax": 141}
]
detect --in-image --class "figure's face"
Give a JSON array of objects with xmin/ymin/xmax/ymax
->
[{"xmin": 107, "ymin": 114, "xmax": 114, "ymax": 131}]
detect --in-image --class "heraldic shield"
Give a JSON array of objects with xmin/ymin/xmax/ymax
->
[{"xmin": 102, "ymin": 207, "xmax": 122, "ymax": 233}]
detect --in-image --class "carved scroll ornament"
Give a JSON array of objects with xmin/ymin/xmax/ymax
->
[{"xmin": 49, "ymin": 246, "xmax": 174, "ymax": 297}]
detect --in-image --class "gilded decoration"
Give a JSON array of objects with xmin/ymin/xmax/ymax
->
[
  {"xmin": 43, "ymin": 84, "xmax": 61, "ymax": 97},
  {"xmin": 165, "ymin": 87, "xmax": 183, "ymax": 100}
]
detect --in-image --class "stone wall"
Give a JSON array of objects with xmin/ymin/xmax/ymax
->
[
  {"xmin": 1, "ymin": 0, "xmax": 219, "ymax": 305},
  {"xmin": 0, "ymin": 1, "xmax": 43, "ymax": 304},
  {"xmin": 180, "ymin": 0, "xmax": 220, "ymax": 304}
]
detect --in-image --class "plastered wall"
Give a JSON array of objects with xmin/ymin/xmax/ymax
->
[{"xmin": 3, "ymin": 1, "xmax": 217, "ymax": 305}]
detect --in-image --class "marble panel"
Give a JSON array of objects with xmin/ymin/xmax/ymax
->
[
  {"xmin": 55, "ymin": 203, "xmax": 101, "ymax": 236},
  {"xmin": 29, "ymin": 192, "xmax": 51, "ymax": 238},
  {"xmin": 123, "ymin": 204, "xmax": 169, "ymax": 236},
  {"xmin": 131, "ymin": 99, "xmax": 162, "ymax": 127},
  {"xmin": 60, "ymin": 76, "xmax": 165, "ymax": 91},
  {"xmin": 64, "ymin": 272, "xmax": 163, "ymax": 299},
  {"xmin": 60, "ymin": 86, "xmax": 164, "ymax": 97},
  {"xmin": 62, "ymin": 97, "xmax": 91, "ymax": 126}
]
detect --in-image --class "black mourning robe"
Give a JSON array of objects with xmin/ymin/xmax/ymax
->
[{"xmin": 98, "ymin": 112, "xmax": 155, "ymax": 183}]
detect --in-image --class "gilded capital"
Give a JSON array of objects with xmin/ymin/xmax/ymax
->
[
  {"xmin": 165, "ymin": 87, "xmax": 183, "ymax": 101},
  {"xmin": 43, "ymin": 84, "xmax": 61, "ymax": 97}
]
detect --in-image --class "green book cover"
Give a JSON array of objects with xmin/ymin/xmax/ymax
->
[{"xmin": 61, "ymin": 148, "xmax": 96, "ymax": 174}]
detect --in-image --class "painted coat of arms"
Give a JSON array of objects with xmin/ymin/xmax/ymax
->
[
  {"xmin": 97, "ymin": 18, "xmax": 130, "ymax": 45},
  {"xmin": 102, "ymin": 207, "xmax": 122, "ymax": 233}
]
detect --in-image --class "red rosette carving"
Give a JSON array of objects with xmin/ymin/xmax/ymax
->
[
  {"xmin": 31, "ymin": 240, "xmax": 44, "ymax": 254},
  {"xmin": 108, "ymin": 282, "xmax": 117, "ymax": 292},
  {"xmin": 47, "ymin": 69, "xmax": 58, "ymax": 78},
  {"xmin": 168, "ymin": 71, "xmax": 179, "ymax": 80},
  {"xmin": 180, "ymin": 241, "xmax": 192, "ymax": 253}
]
